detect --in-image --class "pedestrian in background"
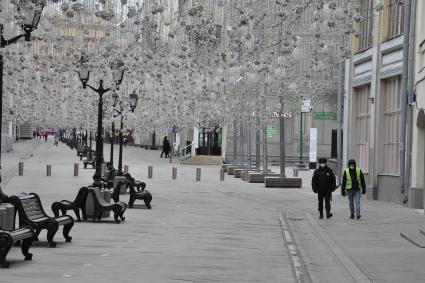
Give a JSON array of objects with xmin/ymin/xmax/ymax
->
[
  {"xmin": 341, "ymin": 159, "xmax": 366, "ymax": 219},
  {"xmin": 164, "ymin": 137, "xmax": 171, "ymax": 158},
  {"xmin": 160, "ymin": 136, "xmax": 169, "ymax": 158},
  {"xmin": 311, "ymin": 158, "xmax": 336, "ymax": 219}
]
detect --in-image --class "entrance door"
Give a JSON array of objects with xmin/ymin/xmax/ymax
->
[{"xmin": 197, "ymin": 127, "xmax": 222, "ymax": 156}]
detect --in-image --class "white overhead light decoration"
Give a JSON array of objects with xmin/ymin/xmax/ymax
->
[{"xmin": 0, "ymin": 0, "xmax": 358, "ymax": 136}]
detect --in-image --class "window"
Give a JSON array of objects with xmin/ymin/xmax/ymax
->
[
  {"xmin": 354, "ymin": 85, "xmax": 370, "ymax": 172},
  {"xmin": 355, "ymin": 0, "xmax": 374, "ymax": 52},
  {"xmin": 380, "ymin": 77, "xmax": 401, "ymax": 174},
  {"xmin": 312, "ymin": 102, "xmax": 336, "ymax": 145},
  {"xmin": 386, "ymin": 0, "xmax": 404, "ymax": 39}
]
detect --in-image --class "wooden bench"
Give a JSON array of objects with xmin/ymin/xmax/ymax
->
[
  {"xmin": 78, "ymin": 146, "xmax": 91, "ymax": 160},
  {"xmin": 247, "ymin": 172, "xmax": 280, "ymax": 183},
  {"xmin": 123, "ymin": 173, "xmax": 146, "ymax": 192},
  {"xmin": 111, "ymin": 175, "xmax": 152, "ymax": 209},
  {"xmin": 10, "ymin": 193, "xmax": 74, "ymax": 248},
  {"xmin": 0, "ymin": 226, "xmax": 35, "ymax": 268},
  {"xmin": 101, "ymin": 168, "xmax": 117, "ymax": 189},
  {"xmin": 51, "ymin": 187, "xmax": 89, "ymax": 222},
  {"xmin": 128, "ymin": 185, "xmax": 152, "ymax": 209},
  {"xmin": 264, "ymin": 177, "xmax": 302, "ymax": 188},
  {"xmin": 83, "ymin": 151, "xmax": 96, "ymax": 169},
  {"xmin": 88, "ymin": 187, "xmax": 127, "ymax": 223}
]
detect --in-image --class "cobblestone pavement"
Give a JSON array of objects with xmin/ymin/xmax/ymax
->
[{"xmin": 1, "ymin": 139, "xmax": 425, "ymax": 283}]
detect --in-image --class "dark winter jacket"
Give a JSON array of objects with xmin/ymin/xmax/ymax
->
[
  {"xmin": 311, "ymin": 166, "xmax": 336, "ymax": 194},
  {"xmin": 163, "ymin": 139, "xmax": 171, "ymax": 152}
]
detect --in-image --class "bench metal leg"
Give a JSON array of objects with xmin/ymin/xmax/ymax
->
[
  {"xmin": 113, "ymin": 212, "xmax": 120, "ymax": 224},
  {"xmin": 73, "ymin": 208, "xmax": 81, "ymax": 222},
  {"xmin": 0, "ymin": 235, "xmax": 12, "ymax": 268},
  {"xmin": 128, "ymin": 196, "xmax": 136, "ymax": 208},
  {"xmin": 34, "ymin": 229, "xmax": 41, "ymax": 241},
  {"xmin": 21, "ymin": 237, "xmax": 33, "ymax": 260},
  {"xmin": 144, "ymin": 199, "xmax": 152, "ymax": 209},
  {"xmin": 46, "ymin": 221, "xmax": 59, "ymax": 248},
  {"xmin": 63, "ymin": 222, "xmax": 73, "ymax": 242}
]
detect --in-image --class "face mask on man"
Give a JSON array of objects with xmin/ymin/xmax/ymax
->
[
  {"xmin": 320, "ymin": 163, "xmax": 326, "ymax": 168},
  {"xmin": 350, "ymin": 165, "xmax": 355, "ymax": 170}
]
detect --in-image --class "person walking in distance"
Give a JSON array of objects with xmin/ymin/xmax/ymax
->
[
  {"xmin": 341, "ymin": 159, "xmax": 366, "ymax": 219},
  {"xmin": 311, "ymin": 158, "xmax": 336, "ymax": 219},
  {"xmin": 160, "ymin": 136, "xmax": 169, "ymax": 158}
]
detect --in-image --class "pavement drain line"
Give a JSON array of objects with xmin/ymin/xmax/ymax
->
[
  {"xmin": 302, "ymin": 212, "xmax": 372, "ymax": 283},
  {"xmin": 400, "ymin": 230, "xmax": 425, "ymax": 248},
  {"xmin": 278, "ymin": 211, "xmax": 311, "ymax": 283}
]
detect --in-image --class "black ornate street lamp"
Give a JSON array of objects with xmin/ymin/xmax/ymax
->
[
  {"xmin": 113, "ymin": 90, "xmax": 138, "ymax": 176},
  {"xmin": 0, "ymin": 9, "xmax": 43, "ymax": 199},
  {"xmin": 77, "ymin": 68, "xmax": 124, "ymax": 187}
]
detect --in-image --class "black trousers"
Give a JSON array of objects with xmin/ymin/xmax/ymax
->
[{"xmin": 318, "ymin": 191, "xmax": 331, "ymax": 216}]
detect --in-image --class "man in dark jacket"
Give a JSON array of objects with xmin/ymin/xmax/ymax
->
[
  {"xmin": 341, "ymin": 159, "xmax": 366, "ymax": 219},
  {"xmin": 311, "ymin": 158, "xmax": 336, "ymax": 219}
]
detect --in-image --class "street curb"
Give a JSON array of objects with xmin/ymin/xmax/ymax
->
[{"xmin": 304, "ymin": 212, "xmax": 372, "ymax": 283}]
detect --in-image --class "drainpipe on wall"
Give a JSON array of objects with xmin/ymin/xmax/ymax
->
[
  {"xmin": 399, "ymin": 0, "xmax": 412, "ymax": 198},
  {"xmin": 404, "ymin": 0, "xmax": 417, "ymax": 205},
  {"xmin": 336, "ymin": 62, "xmax": 345, "ymax": 184}
]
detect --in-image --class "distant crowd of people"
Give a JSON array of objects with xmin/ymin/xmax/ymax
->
[
  {"xmin": 32, "ymin": 131, "xmax": 48, "ymax": 141},
  {"xmin": 32, "ymin": 131, "xmax": 59, "ymax": 146}
]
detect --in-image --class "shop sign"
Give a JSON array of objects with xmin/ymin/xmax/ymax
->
[{"xmin": 314, "ymin": 112, "xmax": 336, "ymax": 120}]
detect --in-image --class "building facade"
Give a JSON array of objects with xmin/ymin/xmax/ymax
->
[
  {"xmin": 410, "ymin": 0, "xmax": 425, "ymax": 209},
  {"xmin": 343, "ymin": 0, "xmax": 423, "ymax": 207}
]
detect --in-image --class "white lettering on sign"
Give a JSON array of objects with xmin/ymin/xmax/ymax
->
[{"xmin": 251, "ymin": 111, "xmax": 292, "ymax": 118}]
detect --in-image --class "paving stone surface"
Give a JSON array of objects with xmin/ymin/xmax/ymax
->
[{"xmin": 1, "ymin": 139, "xmax": 425, "ymax": 283}]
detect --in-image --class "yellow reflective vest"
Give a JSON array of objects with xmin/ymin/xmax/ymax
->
[{"xmin": 345, "ymin": 168, "xmax": 363, "ymax": 190}]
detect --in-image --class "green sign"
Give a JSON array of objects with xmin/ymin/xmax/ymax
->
[
  {"xmin": 314, "ymin": 112, "xmax": 336, "ymax": 120},
  {"xmin": 267, "ymin": 125, "xmax": 277, "ymax": 138}
]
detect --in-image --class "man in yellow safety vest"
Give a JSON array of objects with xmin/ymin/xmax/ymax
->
[{"xmin": 341, "ymin": 159, "xmax": 366, "ymax": 219}]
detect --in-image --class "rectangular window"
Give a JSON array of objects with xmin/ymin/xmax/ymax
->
[
  {"xmin": 358, "ymin": 0, "xmax": 374, "ymax": 51},
  {"xmin": 387, "ymin": 0, "xmax": 404, "ymax": 39},
  {"xmin": 354, "ymin": 85, "xmax": 370, "ymax": 172},
  {"xmin": 381, "ymin": 77, "xmax": 401, "ymax": 174}
]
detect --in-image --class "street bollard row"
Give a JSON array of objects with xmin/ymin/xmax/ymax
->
[{"xmin": 16, "ymin": 162, "xmax": 210, "ymax": 182}]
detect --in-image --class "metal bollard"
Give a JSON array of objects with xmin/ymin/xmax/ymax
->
[
  {"xmin": 196, "ymin": 168, "xmax": 201, "ymax": 181},
  {"xmin": 101, "ymin": 163, "xmax": 107, "ymax": 177},
  {"xmin": 170, "ymin": 157, "xmax": 172, "ymax": 163},
  {"xmin": 172, "ymin": 167, "xmax": 177, "ymax": 179},
  {"xmin": 220, "ymin": 168, "xmax": 225, "ymax": 181},
  {"xmin": 46, "ymin": 165, "xmax": 52, "ymax": 176},
  {"xmin": 124, "ymin": 165, "xmax": 129, "ymax": 173},
  {"xmin": 148, "ymin": 166, "xmax": 153, "ymax": 179},
  {"xmin": 18, "ymin": 162, "xmax": 24, "ymax": 176},
  {"xmin": 74, "ymin": 163, "xmax": 79, "ymax": 176}
]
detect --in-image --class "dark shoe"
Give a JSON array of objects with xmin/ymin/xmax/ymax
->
[
  {"xmin": 356, "ymin": 214, "xmax": 361, "ymax": 219},
  {"xmin": 327, "ymin": 213, "xmax": 333, "ymax": 219},
  {"xmin": 319, "ymin": 215, "xmax": 323, "ymax": 219},
  {"xmin": 350, "ymin": 214, "xmax": 354, "ymax": 219}
]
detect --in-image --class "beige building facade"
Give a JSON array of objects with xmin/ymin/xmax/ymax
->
[{"xmin": 344, "ymin": 0, "xmax": 425, "ymax": 209}]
